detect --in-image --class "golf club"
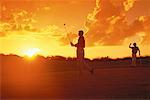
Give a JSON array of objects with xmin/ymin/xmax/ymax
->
[{"xmin": 63, "ymin": 24, "xmax": 71, "ymax": 42}]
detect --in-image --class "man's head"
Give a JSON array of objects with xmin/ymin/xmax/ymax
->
[
  {"xmin": 78, "ymin": 30, "xmax": 84, "ymax": 36},
  {"xmin": 133, "ymin": 43, "xmax": 137, "ymax": 47}
]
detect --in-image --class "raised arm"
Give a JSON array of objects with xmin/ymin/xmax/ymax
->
[{"xmin": 129, "ymin": 43, "xmax": 132, "ymax": 48}]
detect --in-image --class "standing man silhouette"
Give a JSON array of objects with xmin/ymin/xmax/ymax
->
[
  {"xmin": 129, "ymin": 43, "xmax": 140, "ymax": 66},
  {"xmin": 70, "ymin": 30, "xmax": 94, "ymax": 75}
]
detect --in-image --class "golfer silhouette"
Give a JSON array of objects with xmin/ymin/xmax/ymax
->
[
  {"xmin": 70, "ymin": 30, "xmax": 94, "ymax": 75},
  {"xmin": 129, "ymin": 43, "xmax": 140, "ymax": 66}
]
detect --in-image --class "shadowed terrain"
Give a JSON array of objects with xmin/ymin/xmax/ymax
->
[{"xmin": 1, "ymin": 54, "xmax": 150, "ymax": 99}]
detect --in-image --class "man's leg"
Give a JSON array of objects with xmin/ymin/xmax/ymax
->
[
  {"xmin": 134, "ymin": 55, "xmax": 137, "ymax": 66},
  {"xmin": 77, "ymin": 49, "xmax": 94, "ymax": 75},
  {"xmin": 81, "ymin": 49, "xmax": 94, "ymax": 74},
  {"xmin": 83, "ymin": 60, "xmax": 93, "ymax": 72},
  {"xmin": 132, "ymin": 54, "xmax": 136, "ymax": 66},
  {"xmin": 77, "ymin": 59, "xmax": 83, "ymax": 75}
]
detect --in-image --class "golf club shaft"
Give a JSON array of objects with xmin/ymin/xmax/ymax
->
[{"xmin": 64, "ymin": 24, "xmax": 71, "ymax": 42}]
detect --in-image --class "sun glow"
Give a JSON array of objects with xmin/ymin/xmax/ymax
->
[{"xmin": 24, "ymin": 48, "xmax": 40, "ymax": 57}]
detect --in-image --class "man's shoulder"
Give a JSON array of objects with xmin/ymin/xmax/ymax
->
[{"xmin": 79, "ymin": 36, "xmax": 84, "ymax": 39}]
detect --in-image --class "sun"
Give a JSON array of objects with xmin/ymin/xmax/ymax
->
[{"xmin": 24, "ymin": 48, "xmax": 40, "ymax": 57}]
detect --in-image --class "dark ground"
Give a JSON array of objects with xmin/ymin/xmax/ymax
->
[{"xmin": 1, "ymin": 54, "xmax": 150, "ymax": 100}]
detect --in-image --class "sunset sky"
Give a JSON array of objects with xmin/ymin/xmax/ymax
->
[{"xmin": 0, "ymin": 0, "xmax": 150, "ymax": 58}]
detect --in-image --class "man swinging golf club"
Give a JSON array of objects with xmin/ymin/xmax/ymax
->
[
  {"xmin": 129, "ymin": 43, "xmax": 141, "ymax": 66},
  {"xmin": 70, "ymin": 30, "xmax": 94, "ymax": 75}
]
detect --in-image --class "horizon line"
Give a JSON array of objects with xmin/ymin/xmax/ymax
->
[{"xmin": 1, "ymin": 53, "xmax": 150, "ymax": 60}]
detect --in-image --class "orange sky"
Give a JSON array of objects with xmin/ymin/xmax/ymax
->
[{"xmin": 0, "ymin": 0, "xmax": 150, "ymax": 58}]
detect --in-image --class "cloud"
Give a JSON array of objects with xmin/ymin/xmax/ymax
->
[
  {"xmin": 87, "ymin": 0, "xmax": 100, "ymax": 23},
  {"xmin": 123, "ymin": 0, "xmax": 136, "ymax": 11},
  {"xmin": 85, "ymin": 0, "xmax": 150, "ymax": 46},
  {"xmin": 0, "ymin": 8, "xmax": 39, "ymax": 37},
  {"xmin": 0, "ymin": 8, "xmax": 37, "ymax": 32},
  {"xmin": 0, "ymin": 6, "xmax": 69, "ymax": 46},
  {"xmin": 1, "ymin": 0, "xmax": 149, "ymax": 47}
]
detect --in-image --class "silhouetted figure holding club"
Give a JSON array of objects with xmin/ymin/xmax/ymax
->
[
  {"xmin": 70, "ymin": 30, "xmax": 94, "ymax": 75},
  {"xmin": 129, "ymin": 43, "xmax": 140, "ymax": 66}
]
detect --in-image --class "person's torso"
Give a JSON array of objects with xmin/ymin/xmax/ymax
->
[
  {"xmin": 77, "ymin": 36, "xmax": 85, "ymax": 49},
  {"xmin": 132, "ymin": 47, "xmax": 139, "ymax": 54}
]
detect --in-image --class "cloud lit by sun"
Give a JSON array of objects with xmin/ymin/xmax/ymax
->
[{"xmin": 23, "ymin": 48, "xmax": 40, "ymax": 57}]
